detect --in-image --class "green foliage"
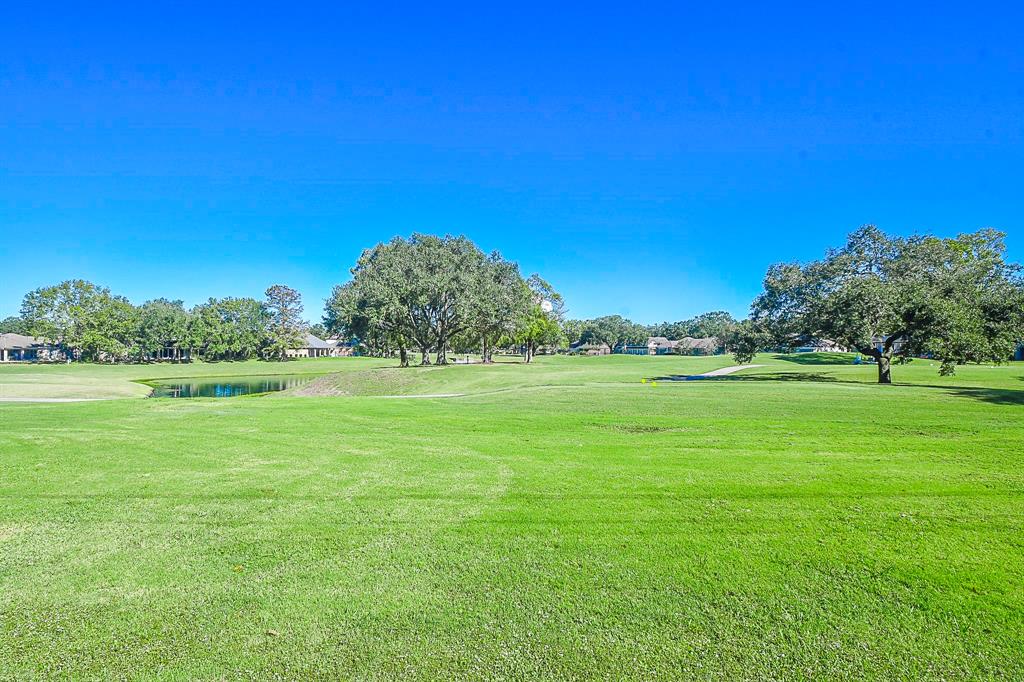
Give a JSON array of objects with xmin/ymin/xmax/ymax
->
[
  {"xmin": 514, "ymin": 304, "xmax": 565, "ymax": 362},
  {"xmin": 468, "ymin": 255, "xmax": 531, "ymax": 362},
  {"xmin": 188, "ymin": 297, "xmax": 269, "ymax": 361},
  {"xmin": 19, "ymin": 279, "xmax": 138, "ymax": 361},
  {"xmin": 561, "ymin": 319, "xmax": 586, "ymax": 346},
  {"xmin": 134, "ymin": 299, "xmax": 190, "ymax": 360},
  {"xmin": 727, "ymin": 320, "xmax": 768, "ymax": 364},
  {"xmin": 307, "ymin": 323, "xmax": 329, "ymax": 339},
  {"xmin": 264, "ymin": 285, "xmax": 305, "ymax": 360},
  {"xmin": 749, "ymin": 225, "xmax": 1024, "ymax": 382},
  {"xmin": 326, "ymin": 234, "xmax": 531, "ymax": 365},
  {"xmin": 0, "ymin": 316, "xmax": 30, "ymax": 334},
  {"xmin": 579, "ymin": 315, "xmax": 648, "ymax": 351},
  {"xmin": 513, "ymin": 275, "xmax": 567, "ymax": 362}
]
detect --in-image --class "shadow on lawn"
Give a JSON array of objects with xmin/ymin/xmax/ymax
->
[
  {"xmin": 645, "ymin": 371, "xmax": 1024, "ymax": 406},
  {"xmin": 771, "ymin": 352, "xmax": 854, "ymax": 366},
  {"xmin": 648, "ymin": 371, "xmax": 837, "ymax": 383}
]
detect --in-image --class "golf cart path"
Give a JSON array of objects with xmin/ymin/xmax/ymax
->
[
  {"xmin": 0, "ymin": 397, "xmax": 110, "ymax": 403},
  {"xmin": 688, "ymin": 364, "xmax": 764, "ymax": 378},
  {"xmin": 375, "ymin": 393, "xmax": 465, "ymax": 399}
]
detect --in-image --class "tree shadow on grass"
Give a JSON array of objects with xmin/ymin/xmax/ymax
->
[
  {"xmin": 937, "ymin": 386, "xmax": 1024, "ymax": 406},
  {"xmin": 646, "ymin": 371, "xmax": 1024, "ymax": 406},
  {"xmin": 771, "ymin": 352, "xmax": 856, "ymax": 366},
  {"xmin": 647, "ymin": 371, "xmax": 838, "ymax": 383}
]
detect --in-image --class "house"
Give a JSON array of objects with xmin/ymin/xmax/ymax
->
[
  {"xmin": 325, "ymin": 338, "xmax": 355, "ymax": 357},
  {"xmin": 646, "ymin": 337, "xmax": 678, "ymax": 355},
  {"xmin": 140, "ymin": 343, "xmax": 191, "ymax": 362},
  {"xmin": 870, "ymin": 335, "xmax": 906, "ymax": 354},
  {"xmin": 569, "ymin": 341, "xmax": 611, "ymax": 356},
  {"xmin": 794, "ymin": 339, "xmax": 846, "ymax": 353},
  {"xmin": 675, "ymin": 336, "xmax": 719, "ymax": 356},
  {"xmin": 0, "ymin": 333, "xmax": 65, "ymax": 362},
  {"xmin": 287, "ymin": 334, "xmax": 335, "ymax": 358},
  {"xmin": 287, "ymin": 334, "xmax": 355, "ymax": 358}
]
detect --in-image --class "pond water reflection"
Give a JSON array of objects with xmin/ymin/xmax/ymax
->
[{"xmin": 149, "ymin": 375, "xmax": 318, "ymax": 398}]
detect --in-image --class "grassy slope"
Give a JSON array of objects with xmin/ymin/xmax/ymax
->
[{"xmin": 1, "ymin": 355, "xmax": 1022, "ymax": 679}]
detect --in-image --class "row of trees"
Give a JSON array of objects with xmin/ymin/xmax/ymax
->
[
  {"xmin": 323, "ymin": 234, "xmax": 565, "ymax": 365},
  {"xmin": 729, "ymin": 226, "xmax": 1024, "ymax": 382},
  {"xmin": 5, "ymin": 280, "xmax": 307, "ymax": 362},
  {"xmin": 8, "ymin": 228, "xmax": 1018, "ymax": 377},
  {"xmin": 561, "ymin": 311, "xmax": 739, "ymax": 354}
]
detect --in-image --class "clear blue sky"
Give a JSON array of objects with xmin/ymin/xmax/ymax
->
[{"xmin": 2, "ymin": 3, "xmax": 1022, "ymax": 324}]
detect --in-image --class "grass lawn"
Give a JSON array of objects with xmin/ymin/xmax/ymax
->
[{"xmin": 1, "ymin": 354, "xmax": 1022, "ymax": 678}]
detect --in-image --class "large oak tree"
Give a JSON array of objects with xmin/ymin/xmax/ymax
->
[
  {"xmin": 748, "ymin": 226, "xmax": 1024, "ymax": 383},
  {"xmin": 325, "ymin": 234, "xmax": 532, "ymax": 365}
]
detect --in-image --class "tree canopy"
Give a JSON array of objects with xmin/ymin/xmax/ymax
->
[
  {"xmin": 513, "ymin": 275, "xmax": 566, "ymax": 363},
  {"xmin": 20, "ymin": 279, "xmax": 138, "ymax": 361},
  {"xmin": 325, "ymin": 234, "xmax": 536, "ymax": 364},
  {"xmin": 187, "ymin": 297, "xmax": 269, "ymax": 361},
  {"xmin": 745, "ymin": 225, "xmax": 1024, "ymax": 382},
  {"xmin": 264, "ymin": 285, "xmax": 305, "ymax": 360},
  {"xmin": 0, "ymin": 316, "xmax": 30, "ymax": 334},
  {"xmin": 578, "ymin": 315, "xmax": 648, "ymax": 351},
  {"xmin": 134, "ymin": 299, "xmax": 189, "ymax": 360}
]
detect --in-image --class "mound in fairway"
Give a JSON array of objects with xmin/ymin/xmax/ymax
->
[{"xmin": 1, "ymin": 354, "xmax": 1022, "ymax": 678}]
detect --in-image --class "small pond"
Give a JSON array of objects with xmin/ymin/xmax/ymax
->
[{"xmin": 147, "ymin": 375, "xmax": 319, "ymax": 398}]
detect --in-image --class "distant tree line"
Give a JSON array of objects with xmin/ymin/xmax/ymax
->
[
  {"xmin": 561, "ymin": 311, "xmax": 739, "ymax": 355},
  {"xmin": 9, "ymin": 227, "xmax": 1017, "ymax": 376},
  {"xmin": 4, "ymin": 280, "xmax": 308, "ymax": 362}
]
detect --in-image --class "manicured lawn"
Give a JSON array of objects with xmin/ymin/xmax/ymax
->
[{"xmin": 1, "ymin": 355, "xmax": 1022, "ymax": 678}]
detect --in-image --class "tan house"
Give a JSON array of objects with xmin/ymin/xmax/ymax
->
[
  {"xmin": 646, "ymin": 336, "xmax": 679, "ymax": 354},
  {"xmin": 0, "ymin": 333, "xmax": 65, "ymax": 363},
  {"xmin": 287, "ymin": 334, "xmax": 354, "ymax": 358},
  {"xmin": 570, "ymin": 341, "xmax": 612, "ymax": 356},
  {"xmin": 325, "ymin": 338, "xmax": 354, "ymax": 357},
  {"xmin": 675, "ymin": 336, "xmax": 719, "ymax": 356}
]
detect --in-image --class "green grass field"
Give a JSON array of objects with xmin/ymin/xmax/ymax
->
[{"xmin": 1, "ymin": 354, "xmax": 1022, "ymax": 679}]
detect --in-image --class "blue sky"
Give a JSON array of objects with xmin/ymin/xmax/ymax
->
[{"xmin": 2, "ymin": 3, "xmax": 1022, "ymax": 324}]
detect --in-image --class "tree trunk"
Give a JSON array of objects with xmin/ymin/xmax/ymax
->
[
  {"xmin": 524, "ymin": 342, "xmax": 534, "ymax": 363},
  {"xmin": 399, "ymin": 347, "xmax": 408, "ymax": 368},
  {"xmin": 877, "ymin": 353, "xmax": 892, "ymax": 384},
  {"xmin": 482, "ymin": 336, "xmax": 492, "ymax": 364},
  {"xmin": 420, "ymin": 346, "xmax": 431, "ymax": 365},
  {"xmin": 436, "ymin": 345, "xmax": 447, "ymax": 365}
]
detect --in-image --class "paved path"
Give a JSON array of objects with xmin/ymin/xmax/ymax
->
[
  {"xmin": 686, "ymin": 364, "xmax": 764, "ymax": 379},
  {"xmin": 0, "ymin": 397, "xmax": 109, "ymax": 403},
  {"xmin": 697, "ymin": 364, "xmax": 764, "ymax": 377},
  {"xmin": 375, "ymin": 393, "xmax": 465, "ymax": 399}
]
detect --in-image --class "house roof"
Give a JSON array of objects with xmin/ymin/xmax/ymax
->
[
  {"xmin": 303, "ymin": 333, "xmax": 334, "ymax": 349},
  {"xmin": 570, "ymin": 341, "xmax": 610, "ymax": 351},
  {"xmin": 677, "ymin": 336, "xmax": 718, "ymax": 351},
  {"xmin": 647, "ymin": 336, "xmax": 678, "ymax": 349},
  {"xmin": 570, "ymin": 339, "xmax": 609, "ymax": 347},
  {"xmin": 0, "ymin": 333, "xmax": 47, "ymax": 350}
]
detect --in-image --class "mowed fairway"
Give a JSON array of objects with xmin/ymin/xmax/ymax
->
[{"xmin": 1, "ymin": 355, "xmax": 1022, "ymax": 679}]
